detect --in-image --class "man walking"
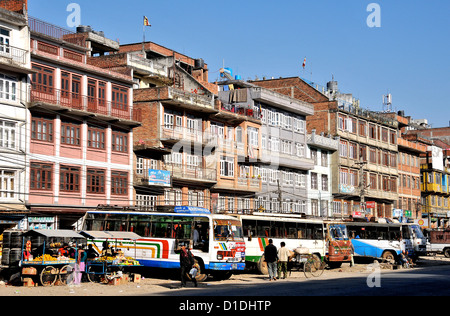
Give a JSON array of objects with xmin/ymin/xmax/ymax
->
[
  {"xmin": 277, "ymin": 242, "xmax": 290, "ymax": 279},
  {"xmin": 264, "ymin": 239, "xmax": 278, "ymax": 281},
  {"xmin": 175, "ymin": 243, "xmax": 197, "ymax": 287}
]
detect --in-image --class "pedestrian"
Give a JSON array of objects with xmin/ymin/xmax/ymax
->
[
  {"xmin": 175, "ymin": 243, "xmax": 197, "ymax": 287},
  {"xmin": 277, "ymin": 242, "xmax": 290, "ymax": 279},
  {"xmin": 264, "ymin": 239, "xmax": 278, "ymax": 281},
  {"xmin": 74, "ymin": 244, "xmax": 87, "ymax": 285}
]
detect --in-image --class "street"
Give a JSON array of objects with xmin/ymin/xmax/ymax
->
[{"xmin": 1, "ymin": 255, "xmax": 449, "ymax": 297}]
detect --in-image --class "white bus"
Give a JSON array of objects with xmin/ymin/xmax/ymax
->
[
  {"xmin": 234, "ymin": 213, "xmax": 353, "ymax": 272},
  {"xmin": 346, "ymin": 221, "xmax": 403, "ymax": 261},
  {"xmin": 81, "ymin": 206, "xmax": 246, "ymax": 281}
]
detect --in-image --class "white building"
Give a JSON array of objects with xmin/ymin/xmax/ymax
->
[
  {"xmin": 306, "ymin": 130, "xmax": 339, "ymax": 217},
  {"xmin": 0, "ymin": 4, "xmax": 31, "ymax": 217}
]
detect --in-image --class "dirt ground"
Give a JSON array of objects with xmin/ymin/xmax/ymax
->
[{"xmin": 0, "ymin": 255, "xmax": 448, "ymax": 296}]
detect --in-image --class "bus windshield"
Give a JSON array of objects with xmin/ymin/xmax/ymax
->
[
  {"xmin": 329, "ymin": 224, "xmax": 349, "ymax": 240},
  {"xmin": 411, "ymin": 225, "xmax": 425, "ymax": 239},
  {"xmin": 214, "ymin": 219, "xmax": 243, "ymax": 240}
]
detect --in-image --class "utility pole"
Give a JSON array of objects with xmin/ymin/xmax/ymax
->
[{"xmin": 356, "ymin": 160, "xmax": 368, "ymax": 216}]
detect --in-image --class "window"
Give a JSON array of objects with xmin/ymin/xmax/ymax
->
[
  {"xmin": 87, "ymin": 169, "xmax": 105, "ymax": 194},
  {"xmin": 0, "ymin": 27, "xmax": 11, "ymax": 54},
  {"xmin": 359, "ymin": 121, "xmax": 367, "ymax": 137},
  {"xmin": 0, "ymin": 120, "xmax": 16, "ymax": 149},
  {"xmin": 369, "ymin": 124, "xmax": 377, "ymax": 139},
  {"xmin": 311, "ymin": 172, "xmax": 318, "ymax": 190},
  {"xmin": 61, "ymin": 122, "xmax": 81, "ymax": 146},
  {"xmin": 0, "ymin": 169, "xmax": 15, "ymax": 199},
  {"xmin": 32, "ymin": 64, "xmax": 54, "ymax": 93},
  {"xmin": 60, "ymin": 166, "xmax": 80, "ymax": 192},
  {"xmin": 31, "ymin": 116, "xmax": 53, "ymax": 142},
  {"xmin": 248, "ymin": 127, "xmax": 259, "ymax": 147},
  {"xmin": 295, "ymin": 143, "xmax": 305, "ymax": 157},
  {"xmin": 321, "ymin": 151, "xmax": 328, "ymax": 167},
  {"xmin": 112, "ymin": 85, "xmax": 128, "ymax": 110},
  {"xmin": 112, "ymin": 131, "xmax": 128, "ymax": 153},
  {"xmin": 87, "ymin": 126, "xmax": 105, "ymax": 149},
  {"xmin": 220, "ymin": 156, "xmax": 234, "ymax": 177},
  {"xmin": 349, "ymin": 143, "xmax": 357, "ymax": 159},
  {"xmin": 311, "ymin": 149, "xmax": 317, "ymax": 164},
  {"xmin": 111, "ymin": 171, "xmax": 128, "ymax": 195},
  {"xmin": 30, "ymin": 163, "xmax": 52, "ymax": 190},
  {"xmin": 281, "ymin": 140, "xmax": 292, "ymax": 155},
  {"xmin": 322, "ymin": 175, "xmax": 328, "ymax": 191},
  {"xmin": 0, "ymin": 74, "xmax": 17, "ymax": 101},
  {"xmin": 339, "ymin": 140, "xmax": 348, "ymax": 157}
]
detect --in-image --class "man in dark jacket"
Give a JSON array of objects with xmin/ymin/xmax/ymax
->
[
  {"xmin": 264, "ymin": 239, "xmax": 278, "ymax": 281},
  {"xmin": 175, "ymin": 243, "xmax": 197, "ymax": 287}
]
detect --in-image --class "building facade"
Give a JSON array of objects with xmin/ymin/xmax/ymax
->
[
  {"xmin": 26, "ymin": 17, "xmax": 139, "ymax": 228},
  {"xmin": 0, "ymin": 1, "xmax": 31, "ymax": 227}
]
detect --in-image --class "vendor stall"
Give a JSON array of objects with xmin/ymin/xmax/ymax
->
[
  {"xmin": 20, "ymin": 229, "xmax": 86, "ymax": 286},
  {"xmin": 79, "ymin": 231, "xmax": 141, "ymax": 284}
]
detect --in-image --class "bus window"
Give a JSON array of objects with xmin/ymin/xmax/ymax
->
[
  {"xmin": 365, "ymin": 226, "xmax": 377, "ymax": 239},
  {"xmin": 173, "ymin": 217, "xmax": 193, "ymax": 240},
  {"xmin": 257, "ymin": 220, "xmax": 271, "ymax": 238},
  {"xmin": 378, "ymin": 226, "xmax": 388, "ymax": 240},
  {"xmin": 285, "ymin": 222, "xmax": 297, "ymax": 239},
  {"xmin": 105, "ymin": 214, "xmax": 128, "ymax": 231},
  {"xmin": 402, "ymin": 226, "xmax": 411, "ymax": 240},
  {"xmin": 214, "ymin": 220, "xmax": 243, "ymax": 240},
  {"xmin": 271, "ymin": 221, "xmax": 284, "ymax": 238},
  {"xmin": 297, "ymin": 223, "xmax": 306, "ymax": 239},
  {"xmin": 153, "ymin": 216, "xmax": 173, "ymax": 238},
  {"xmin": 329, "ymin": 224, "xmax": 348, "ymax": 240},
  {"xmin": 243, "ymin": 219, "xmax": 257, "ymax": 238},
  {"xmin": 84, "ymin": 213, "xmax": 106, "ymax": 231}
]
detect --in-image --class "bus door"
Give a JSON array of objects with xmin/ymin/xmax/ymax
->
[
  {"xmin": 401, "ymin": 225, "xmax": 413, "ymax": 254},
  {"xmin": 193, "ymin": 217, "xmax": 210, "ymax": 252},
  {"xmin": 173, "ymin": 216, "xmax": 194, "ymax": 250}
]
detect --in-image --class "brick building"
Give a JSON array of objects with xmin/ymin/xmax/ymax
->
[{"xmin": 252, "ymin": 77, "xmax": 400, "ymax": 220}]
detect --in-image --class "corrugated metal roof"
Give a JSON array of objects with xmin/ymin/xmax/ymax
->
[
  {"xmin": 23, "ymin": 229, "xmax": 85, "ymax": 239},
  {"xmin": 80, "ymin": 231, "xmax": 141, "ymax": 240}
]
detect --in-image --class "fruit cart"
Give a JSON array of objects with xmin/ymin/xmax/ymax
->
[
  {"xmin": 20, "ymin": 229, "xmax": 86, "ymax": 286},
  {"xmin": 80, "ymin": 231, "xmax": 141, "ymax": 283}
]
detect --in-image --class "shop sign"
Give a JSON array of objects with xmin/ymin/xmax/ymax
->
[
  {"xmin": 366, "ymin": 201, "xmax": 376, "ymax": 209},
  {"xmin": 148, "ymin": 169, "xmax": 171, "ymax": 187}
]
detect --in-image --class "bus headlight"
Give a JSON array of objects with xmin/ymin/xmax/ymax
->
[{"xmin": 217, "ymin": 254, "xmax": 223, "ymax": 260}]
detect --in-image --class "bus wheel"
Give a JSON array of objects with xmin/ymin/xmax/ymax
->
[
  {"xmin": 382, "ymin": 251, "xmax": 396, "ymax": 262},
  {"xmin": 257, "ymin": 255, "xmax": 268, "ymax": 275},
  {"xmin": 444, "ymin": 248, "xmax": 450, "ymax": 258},
  {"xmin": 327, "ymin": 262, "xmax": 342, "ymax": 269}
]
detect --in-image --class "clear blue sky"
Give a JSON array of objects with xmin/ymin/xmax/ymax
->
[{"xmin": 29, "ymin": 0, "xmax": 450, "ymax": 128}]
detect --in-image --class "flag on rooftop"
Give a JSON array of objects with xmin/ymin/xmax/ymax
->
[
  {"xmin": 144, "ymin": 16, "xmax": 151, "ymax": 27},
  {"xmin": 302, "ymin": 57, "xmax": 306, "ymax": 69}
]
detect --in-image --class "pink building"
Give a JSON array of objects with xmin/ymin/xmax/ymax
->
[{"xmin": 27, "ymin": 17, "xmax": 140, "ymax": 228}]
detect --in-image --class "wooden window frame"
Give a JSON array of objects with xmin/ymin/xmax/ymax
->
[{"xmin": 30, "ymin": 162, "xmax": 52, "ymax": 191}]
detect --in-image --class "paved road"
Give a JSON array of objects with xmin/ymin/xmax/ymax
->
[{"xmin": 151, "ymin": 264, "xmax": 450, "ymax": 297}]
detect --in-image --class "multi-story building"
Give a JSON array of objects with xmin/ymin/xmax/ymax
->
[
  {"xmin": 402, "ymin": 124, "xmax": 450, "ymax": 227},
  {"xmin": 215, "ymin": 79, "xmax": 314, "ymax": 214},
  {"xmin": 252, "ymin": 77, "xmax": 400, "ymax": 220},
  {"xmin": 0, "ymin": 0, "xmax": 31, "ymax": 225},
  {"xmin": 306, "ymin": 129, "xmax": 339, "ymax": 217},
  {"xmin": 26, "ymin": 18, "xmax": 140, "ymax": 228}
]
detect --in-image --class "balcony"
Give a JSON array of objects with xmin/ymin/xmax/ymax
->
[
  {"xmin": 397, "ymin": 137, "xmax": 427, "ymax": 153},
  {"xmin": 134, "ymin": 86, "xmax": 217, "ymax": 114},
  {"xmin": 164, "ymin": 163, "xmax": 217, "ymax": 184},
  {"xmin": 213, "ymin": 101, "xmax": 262, "ymax": 124},
  {"xmin": 30, "ymin": 84, "xmax": 140, "ymax": 126},
  {"xmin": 161, "ymin": 125, "xmax": 218, "ymax": 148},
  {"xmin": 29, "ymin": 16, "xmax": 85, "ymax": 48},
  {"xmin": 307, "ymin": 131, "xmax": 339, "ymax": 151}
]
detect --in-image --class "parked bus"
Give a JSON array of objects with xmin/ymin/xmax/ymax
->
[
  {"xmin": 234, "ymin": 213, "xmax": 352, "ymax": 272},
  {"xmin": 81, "ymin": 206, "xmax": 246, "ymax": 281},
  {"xmin": 346, "ymin": 221, "xmax": 404, "ymax": 261}
]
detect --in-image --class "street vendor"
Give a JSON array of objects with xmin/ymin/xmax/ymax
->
[
  {"xmin": 101, "ymin": 241, "xmax": 115, "ymax": 257},
  {"xmin": 58, "ymin": 243, "xmax": 70, "ymax": 257}
]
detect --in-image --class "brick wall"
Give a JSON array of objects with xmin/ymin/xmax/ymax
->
[
  {"xmin": 251, "ymin": 77, "xmax": 329, "ymax": 103},
  {"xmin": 133, "ymin": 101, "xmax": 160, "ymax": 148},
  {"xmin": 0, "ymin": 0, "xmax": 27, "ymax": 13}
]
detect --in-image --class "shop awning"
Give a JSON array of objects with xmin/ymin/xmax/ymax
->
[
  {"xmin": 80, "ymin": 231, "xmax": 141, "ymax": 240},
  {"xmin": 23, "ymin": 229, "xmax": 85, "ymax": 239}
]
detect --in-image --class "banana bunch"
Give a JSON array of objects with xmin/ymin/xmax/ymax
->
[{"xmin": 34, "ymin": 254, "xmax": 56, "ymax": 261}]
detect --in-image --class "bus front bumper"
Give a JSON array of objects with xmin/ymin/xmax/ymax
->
[{"xmin": 208, "ymin": 262, "xmax": 246, "ymax": 271}]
